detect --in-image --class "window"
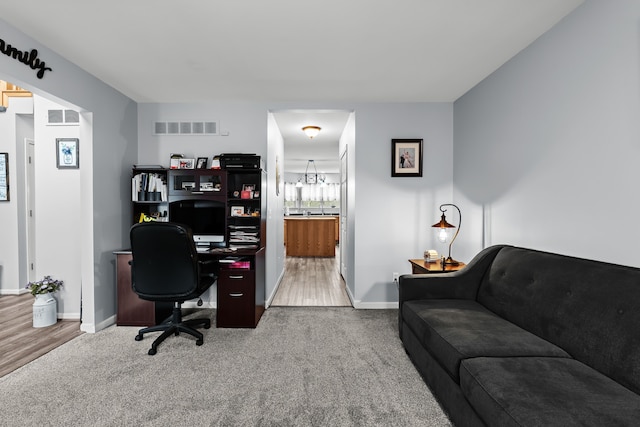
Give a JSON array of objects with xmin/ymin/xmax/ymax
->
[{"xmin": 284, "ymin": 182, "xmax": 339, "ymax": 209}]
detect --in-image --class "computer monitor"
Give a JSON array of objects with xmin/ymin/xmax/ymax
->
[{"xmin": 169, "ymin": 199, "xmax": 226, "ymax": 246}]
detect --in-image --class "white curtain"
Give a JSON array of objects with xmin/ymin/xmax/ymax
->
[
  {"xmin": 284, "ymin": 182, "xmax": 339, "ymax": 202},
  {"xmin": 284, "ymin": 182, "xmax": 297, "ymax": 202}
]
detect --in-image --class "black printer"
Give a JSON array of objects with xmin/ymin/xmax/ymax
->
[{"xmin": 219, "ymin": 153, "xmax": 260, "ymax": 169}]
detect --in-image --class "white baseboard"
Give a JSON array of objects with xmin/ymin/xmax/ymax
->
[
  {"xmin": 95, "ymin": 315, "xmax": 116, "ymax": 332},
  {"xmin": 81, "ymin": 314, "xmax": 117, "ymax": 333},
  {"xmin": 0, "ymin": 289, "xmax": 29, "ymax": 296},
  {"xmin": 58, "ymin": 312, "xmax": 81, "ymax": 320},
  {"xmin": 265, "ymin": 269, "xmax": 286, "ymax": 308},
  {"xmin": 352, "ymin": 301, "xmax": 399, "ymax": 309},
  {"xmin": 80, "ymin": 322, "xmax": 95, "ymax": 333}
]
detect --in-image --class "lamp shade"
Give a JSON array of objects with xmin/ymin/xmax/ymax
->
[
  {"xmin": 432, "ymin": 212, "xmax": 456, "ymax": 229},
  {"xmin": 302, "ymin": 126, "xmax": 321, "ymax": 139}
]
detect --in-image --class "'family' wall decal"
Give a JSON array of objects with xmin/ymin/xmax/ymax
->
[{"xmin": 0, "ymin": 37, "xmax": 52, "ymax": 79}]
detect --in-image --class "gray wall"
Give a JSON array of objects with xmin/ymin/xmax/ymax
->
[
  {"xmin": 11, "ymin": 0, "xmax": 622, "ymax": 315},
  {"xmin": 138, "ymin": 102, "xmax": 454, "ymax": 307},
  {"xmin": 453, "ymin": 0, "xmax": 640, "ymax": 266},
  {"xmin": 0, "ymin": 18, "xmax": 137, "ymax": 331}
]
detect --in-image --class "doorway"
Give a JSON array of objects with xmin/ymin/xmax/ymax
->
[
  {"xmin": 2, "ymin": 82, "xmax": 87, "ymax": 321},
  {"xmin": 270, "ymin": 109, "xmax": 352, "ymax": 307}
]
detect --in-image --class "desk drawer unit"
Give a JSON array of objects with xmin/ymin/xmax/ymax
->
[{"xmin": 217, "ymin": 269, "xmax": 257, "ymax": 328}]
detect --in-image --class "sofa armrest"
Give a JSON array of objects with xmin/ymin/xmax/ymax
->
[{"xmin": 398, "ymin": 245, "xmax": 509, "ymax": 337}]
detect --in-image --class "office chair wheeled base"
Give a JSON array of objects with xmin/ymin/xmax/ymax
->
[{"xmin": 135, "ymin": 303, "xmax": 211, "ymax": 355}]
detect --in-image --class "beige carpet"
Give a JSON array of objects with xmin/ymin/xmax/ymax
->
[{"xmin": 0, "ymin": 307, "xmax": 451, "ymax": 427}]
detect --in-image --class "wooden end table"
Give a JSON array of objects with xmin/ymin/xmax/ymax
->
[{"xmin": 408, "ymin": 259, "xmax": 466, "ymax": 274}]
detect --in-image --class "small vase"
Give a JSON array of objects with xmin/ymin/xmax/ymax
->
[{"xmin": 33, "ymin": 293, "xmax": 57, "ymax": 328}]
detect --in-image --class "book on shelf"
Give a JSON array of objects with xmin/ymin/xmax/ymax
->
[{"xmin": 131, "ymin": 172, "xmax": 167, "ymax": 201}]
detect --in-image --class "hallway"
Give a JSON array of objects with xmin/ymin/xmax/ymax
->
[{"xmin": 271, "ymin": 248, "xmax": 351, "ymax": 307}]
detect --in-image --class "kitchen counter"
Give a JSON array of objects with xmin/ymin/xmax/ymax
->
[{"xmin": 284, "ymin": 217, "xmax": 336, "ymax": 257}]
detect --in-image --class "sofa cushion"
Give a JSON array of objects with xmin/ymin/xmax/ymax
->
[
  {"xmin": 402, "ymin": 300, "xmax": 569, "ymax": 382},
  {"xmin": 460, "ymin": 356, "xmax": 640, "ymax": 427},
  {"xmin": 477, "ymin": 246, "xmax": 640, "ymax": 395}
]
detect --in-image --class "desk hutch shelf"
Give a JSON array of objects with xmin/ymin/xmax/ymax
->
[{"xmin": 118, "ymin": 165, "xmax": 266, "ymax": 328}]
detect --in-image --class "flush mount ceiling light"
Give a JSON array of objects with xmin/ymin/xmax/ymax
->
[{"xmin": 302, "ymin": 125, "xmax": 321, "ymax": 139}]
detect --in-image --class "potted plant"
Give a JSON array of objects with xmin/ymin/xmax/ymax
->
[{"xmin": 26, "ymin": 275, "xmax": 63, "ymax": 328}]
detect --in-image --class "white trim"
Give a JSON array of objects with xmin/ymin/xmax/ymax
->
[
  {"xmin": 0, "ymin": 289, "xmax": 30, "ymax": 296},
  {"xmin": 352, "ymin": 301, "xmax": 399, "ymax": 309},
  {"xmin": 81, "ymin": 314, "xmax": 116, "ymax": 333},
  {"xmin": 58, "ymin": 312, "xmax": 80, "ymax": 320},
  {"xmin": 265, "ymin": 269, "xmax": 286, "ymax": 308},
  {"xmin": 80, "ymin": 322, "xmax": 95, "ymax": 333}
]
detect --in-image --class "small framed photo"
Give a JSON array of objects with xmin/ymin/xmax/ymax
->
[
  {"xmin": 231, "ymin": 206, "xmax": 245, "ymax": 217},
  {"xmin": 211, "ymin": 156, "xmax": 221, "ymax": 169},
  {"xmin": 56, "ymin": 138, "xmax": 79, "ymax": 169},
  {"xmin": 391, "ymin": 139, "xmax": 423, "ymax": 177},
  {"xmin": 242, "ymin": 184, "xmax": 255, "ymax": 192},
  {"xmin": 178, "ymin": 158, "xmax": 195, "ymax": 169},
  {"xmin": 196, "ymin": 157, "xmax": 208, "ymax": 169}
]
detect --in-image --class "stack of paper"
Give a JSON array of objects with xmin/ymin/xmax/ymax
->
[{"xmin": 228, "ymin": 225, "xmax": 259, "ymax": 249}]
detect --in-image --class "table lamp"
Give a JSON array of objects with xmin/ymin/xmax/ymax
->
[{"xmin": 432, "ymin": 203, "xmax": 461, "ymax": 265}]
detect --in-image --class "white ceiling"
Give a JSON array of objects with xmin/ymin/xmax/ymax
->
[
  {"xmin": 1, "ymin": 0, "xmax": 583, "ymax": 172},
  {"xmin": 273, "ymin": 110, "xmax": 351, "ymax": 174}
]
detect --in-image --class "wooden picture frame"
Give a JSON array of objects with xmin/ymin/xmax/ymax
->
[
  {"xmin": 391, "ymin": 139, "xmax": 423, "ymax": 177},
  {"xmin": 0, "ymin": 152, "xmax": 9, "ymax": 201},
  {"xmin": 56, "ymin": 138, "xmax": 79, "ymax": 169}
]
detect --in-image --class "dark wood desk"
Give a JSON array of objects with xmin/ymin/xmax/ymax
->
[
  {"xmin": 114, "ymin": 247, "xmax": 265, "ymax": 328},
  {"xmin": 114, "ymin": 250, "xmax": 171, "ymax": 326},
  {"xmin": 408, "ymin": 259, "xmax": 466, "ymax": 274}
]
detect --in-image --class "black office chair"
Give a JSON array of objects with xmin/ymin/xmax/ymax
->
[{"xmin": 129, "ymin": 222, "xmax": 216, "ymax": 355}]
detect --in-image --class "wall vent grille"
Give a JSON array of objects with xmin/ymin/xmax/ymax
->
[
  {"xmin": 47, "ymin": 109, "xmax": 80, "ymax": 126},
  {"xmin": 153, "ymin": 121, "xmax": 218, "ymax": 135}
]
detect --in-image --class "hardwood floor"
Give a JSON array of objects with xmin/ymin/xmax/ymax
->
[
  {"xmin": 272, "ymin": 248, "xmax": 351, "ymax": 306},
  {"xmin": 0, "ymin": 293, "xmax": 83, "ymax": 378}
]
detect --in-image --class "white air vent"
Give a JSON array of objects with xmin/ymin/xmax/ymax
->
[
  {"xmin": 154, "ymin": 122, "xmax": 167, "ymax": 134},
  {"xmin": 65, "ymin": 110, "xmax": 79, "ymax": 123},
  {"xmin": 153, "ymin": 121, "xmax": 219, "ymax": 135},
  {"xmin": 47, "ymin": 109, "xmax": 80, "ymax": 126}
]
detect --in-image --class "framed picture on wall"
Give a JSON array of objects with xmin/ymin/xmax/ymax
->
[
  {"xmin": 391, "ymin": 138, "xmax": 423, "ymax": 177},
  {"xmin": 0, "ymin": 152, "xmax": 9, "ymax": 201},
  {"xmin": 56, "ymin": 138, "xmax": 79, "ymax": 169}
]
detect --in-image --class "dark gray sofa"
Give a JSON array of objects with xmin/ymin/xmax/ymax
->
[{"xmin": 398, "ymin": 245, "xmax": 640, "ymax": 426}]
